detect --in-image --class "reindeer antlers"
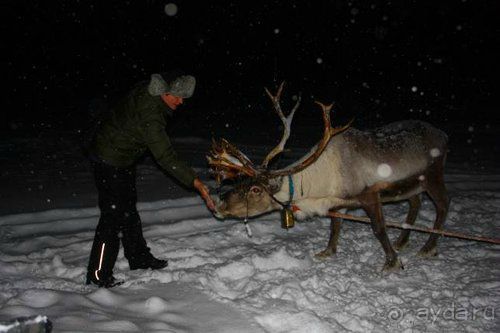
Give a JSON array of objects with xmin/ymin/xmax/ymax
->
[
  {"xmin": 207, "ymin": 138, "xmax": 258, "ymax": 183},
  {"xmin": 207, "ymin": 82, "xmax": 352, "ymax": 183},
  {"xmin": 261, "ymin": 82, "xmax": 302, "ymax": 168},
  {"xmin": 267, "ymin": 102, "xmax": 353, "ymax": 177}
]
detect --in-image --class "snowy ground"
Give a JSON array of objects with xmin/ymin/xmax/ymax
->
[{"xmin": 1, "ymin": 130, "xmax": 499, "ymax": 332}]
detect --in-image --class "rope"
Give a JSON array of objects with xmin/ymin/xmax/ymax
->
[
  {"xmin": 244, "ymin": 190, "xmax": 253, "ymax": 237},
  {"xmin": 328, "ymin": 212, "xmax": 500, "ymax": 245}
]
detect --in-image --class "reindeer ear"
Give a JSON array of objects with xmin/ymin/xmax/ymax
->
[{"xmin": 268, "ymin": 177, "xmax": 283, "ymax": 193}]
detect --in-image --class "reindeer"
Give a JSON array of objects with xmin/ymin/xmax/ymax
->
[{"xmin": 208, "ymin": 82, "xmax": 449, "ymax": 272}]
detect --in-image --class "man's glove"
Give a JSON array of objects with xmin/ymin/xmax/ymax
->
[{"xmin": 193, "ymin": 178, "xmax": 216, "ymax": 212}]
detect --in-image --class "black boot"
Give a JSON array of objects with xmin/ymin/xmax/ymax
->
[
  {"xmin": 86, "ymin": 271, "xmax": 124, "ymax": 288},
  {"xmin": 129, "ymin": 253, "xmax": 168, "ymax": 270}
]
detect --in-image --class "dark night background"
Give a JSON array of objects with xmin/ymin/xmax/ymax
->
[{"xmin": 3, "ymin": 0, "xmax": 498, "ymax": 147}]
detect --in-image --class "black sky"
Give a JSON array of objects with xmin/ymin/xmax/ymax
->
[{"xmin": 3, "ymin": 0, "xmax": 497, "ymax": 133}]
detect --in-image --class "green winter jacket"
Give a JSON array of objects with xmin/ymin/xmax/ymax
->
[{"xmin": 91, "ymin": 83, "xmax": 197, "ymax": 188}]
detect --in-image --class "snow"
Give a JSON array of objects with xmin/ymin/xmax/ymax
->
[
  {"xmin": 1, "ymin": 134, "xmax": 499, "ymax": 332},
  {"xmin": 0, "ymin": 315, "xmax": 48, "ymax": 331}
]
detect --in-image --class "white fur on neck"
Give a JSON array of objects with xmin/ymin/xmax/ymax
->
[{"xmin": 272, "ymin": 144, "xmax": 354, "ymax": 219}]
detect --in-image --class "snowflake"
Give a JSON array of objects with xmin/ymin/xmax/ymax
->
[
  {"xmin": 430, "ymin": 148, "xmax": 441, "ymax": 157},
  {"xmin": 377, "ymin": 164, "xmax": 392, "ymax": 178},
  {"xmin": 164, "ymin": 3, "xmax": 178, "ymax": 16}
]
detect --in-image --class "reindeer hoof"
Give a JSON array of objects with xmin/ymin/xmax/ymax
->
[
  {"xmin": 394, "ymin": 239, "xmax": 409, "ymax": 251},
  {"xmin": 417, "ymin": 247, "xmax": 438, "ymax": 258},
  {"xmin": 314, "ymin": 249, "xmax": 335, "ymax": 259},
  {"xmin": 382, "ymin": 258, "xmax": 403, "ymax": 273}
]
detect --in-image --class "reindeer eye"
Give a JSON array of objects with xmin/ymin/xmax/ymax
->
[{"xmin": 251, "ymin": 186, "xmax": 262, "ymax": 194}]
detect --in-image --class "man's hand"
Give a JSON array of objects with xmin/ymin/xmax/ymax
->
[{"xmin": 193, "ymin": 178, "xmax": 216, "ymax": 212}]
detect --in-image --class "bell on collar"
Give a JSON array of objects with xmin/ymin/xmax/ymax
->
[{"xmin": 281, "ymin": 207, "xmax": 295, "ymax": 229}]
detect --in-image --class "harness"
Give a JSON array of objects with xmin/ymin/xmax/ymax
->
[
  {"xmin": 237, "ymin": 175, "xmax": 297, "ymax": 236},
  {"xmin": 267, "ymin": 174, "xmax": 295, "ymax": 209},
  {"xmin": 258, "ymin": 175, "xmax": 296, "ymax": 229}
]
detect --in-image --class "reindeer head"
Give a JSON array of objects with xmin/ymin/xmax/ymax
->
[
  {"xmin": 213, "ymin": 175, "xmax": 281, "ymax": 219},
  {"xmin": 208, "ymin": 82, "xmax": 351, "ymax": 220}
]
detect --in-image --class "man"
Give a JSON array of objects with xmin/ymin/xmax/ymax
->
[{"xmin": 86, "ymin": 71, "xmax": 215, "ymax": 288}]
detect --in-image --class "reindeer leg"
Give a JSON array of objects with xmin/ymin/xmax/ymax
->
[
  {"xmin": 394, "ymin": 194, "xmax": 421, "ymax": 251},
  {"xmin": 359, "ymin": 191, "xmax": 402, "ymax": 272},
  {"xmin": 418, "ymin": 159, "xmax": 449, "ymax": 257},
  {"xmin": 315, "ymin": 214, "xmax": 342, "ymax": 258}
]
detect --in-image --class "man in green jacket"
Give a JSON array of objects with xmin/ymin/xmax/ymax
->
[{"xmin": 86, "ymin": 71, "xmax": 215, "ymax": 288}]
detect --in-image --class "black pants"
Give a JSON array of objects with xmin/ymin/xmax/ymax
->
[{"xmin": 87, "ymin": 161, "xmax": 149, "ymax": 279}]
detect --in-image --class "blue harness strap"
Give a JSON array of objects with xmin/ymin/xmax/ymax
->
[{"xmin": 287, "ymin": 175, "xmax": 294, "ymax": 206}]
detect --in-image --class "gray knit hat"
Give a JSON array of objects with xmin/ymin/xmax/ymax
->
[{"xmin": 147, "ymin": 73, "xmax": 196, "ymax": 98}]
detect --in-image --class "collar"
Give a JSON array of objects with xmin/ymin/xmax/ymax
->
[
  {"xmin": 265, "ymin": 175, "xmax": 296, "ymax": 210},
  {"xmin": 287, "ymin": 175, "xmax": 301, "ymax": 212},
  {"xmin": 147, "ymin": 85, "xmax": 174, "ymax": 117},
  {"xmin": 160, "ymin": 98, "xmax": 174, "ymax": 117}
]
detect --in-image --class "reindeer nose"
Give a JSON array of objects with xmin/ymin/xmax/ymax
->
[
  {"xmin": 213, "ymin": 205, "xmax": 227, "ymax": 219},
  {"xmin": 214, "ymin": 211, "xmax": 225, "ymax": 219},
  {"xmin": 210, "ymin": 195, "xmax": 226, "ymax": 218}
]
